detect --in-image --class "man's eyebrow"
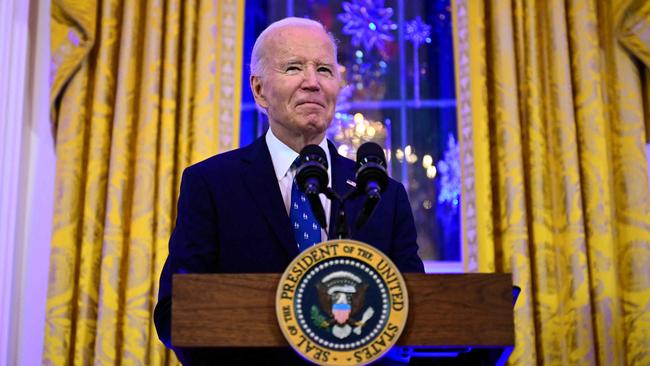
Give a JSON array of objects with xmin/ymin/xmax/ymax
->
[{"xmin": 282, "ymin": 58, "xmax": 305, "ymax": 65}]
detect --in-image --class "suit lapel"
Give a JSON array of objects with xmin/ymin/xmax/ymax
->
[{"xmin": 241, "ymin": 138, "xmax": 298, "ymax": 258}]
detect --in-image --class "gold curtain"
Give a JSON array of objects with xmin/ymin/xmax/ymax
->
[
  {"xmin": 617, "ymin": 0, "xmax": 650, "ymax": 140},
  {"xmin": 46, "ymin": 0, "xmax": 244, "ymax": 364},
  {"xmin": 453, "ymin": 0, "xmax": 650, "ymax": 365}
]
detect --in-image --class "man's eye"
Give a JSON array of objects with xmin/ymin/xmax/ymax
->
[
  {"xmin": 286, "ymin": 66, "xmax": 301, "ymax": 73},
  {"xmin": 318, "ymin": 67, "xmax": 333, "ymax": 75}
]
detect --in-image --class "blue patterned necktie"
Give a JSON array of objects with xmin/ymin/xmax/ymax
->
[{"xmin": 290, "ymin": 162, "xmax": 322, "ymax": 251}]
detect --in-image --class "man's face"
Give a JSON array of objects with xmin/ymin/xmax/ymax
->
[{"xmin": 251, "ymin": 25, "xmax": 341, "ymax": 145}]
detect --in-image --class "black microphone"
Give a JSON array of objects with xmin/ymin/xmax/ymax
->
[
  {"xmin": 355, "ymin": 142, "xmax": 388, "ymax": 199},
  {"xmin": 354, "ymin": 142, "xmax": 389, "ymax": 230},
  {"xmin": 295, "ymin": 144, "xmax": 329, "ymax": 230},
  {"xmin": 296, "ymin": 144, "xmax": 329, "ymax": 195}
]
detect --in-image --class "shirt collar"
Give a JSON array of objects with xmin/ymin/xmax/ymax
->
[{"xmin": 265, "ymin": 129, "xmax": 331, "ymax": 180}]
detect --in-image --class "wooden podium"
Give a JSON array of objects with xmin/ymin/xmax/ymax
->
[{"xmin": 172, "ymin": 273, "xmax": 514, "ymax": 365}]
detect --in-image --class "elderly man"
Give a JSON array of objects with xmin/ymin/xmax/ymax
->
[{"xmin": 155, "ymin": 17, "xmax": 423, "ymax": 365}]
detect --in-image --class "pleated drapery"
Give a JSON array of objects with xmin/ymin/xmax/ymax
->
[
  {"xmin": 45, "ymin": 0, "xmax": 244, "ymax": 364},
  {"xmin": 453, "ymin": 0, "xmax": 650, "ymax": 365}
]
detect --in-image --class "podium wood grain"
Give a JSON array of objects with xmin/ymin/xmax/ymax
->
[{"xmin": 172, "ymin": 273, "xmax": 514, "ymax": 348}]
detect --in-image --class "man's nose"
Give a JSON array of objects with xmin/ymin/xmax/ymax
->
[{"xmin": 301, "ymin": 68, "xmax": 320, "ymax": 90}]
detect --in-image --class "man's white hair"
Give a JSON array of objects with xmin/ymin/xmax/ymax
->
[{"xmin": 249, "ymin": 17, "xmax": 338, "ymax": 77}]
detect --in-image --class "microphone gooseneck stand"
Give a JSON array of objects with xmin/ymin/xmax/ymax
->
[{"xmin": 323, "ymin": 187, "xmax": 360, "ymax": 240}]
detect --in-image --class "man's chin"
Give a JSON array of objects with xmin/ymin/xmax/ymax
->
[
  {"xmin": 295, "ymin": 124, "xmax": 328, "ymax": 143},
  {"xmin": 299, "ymin": 119, "xmax": 329, "ymax": 134}
]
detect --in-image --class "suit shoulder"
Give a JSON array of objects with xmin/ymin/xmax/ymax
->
[{"xmin": 184, "ymin": 144, "xmax": 252, "ymax": 176}]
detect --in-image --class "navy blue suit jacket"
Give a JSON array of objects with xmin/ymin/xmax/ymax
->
[{"xmin": 154, "ymin": 137, "xmax": 423, "ymax": 363}]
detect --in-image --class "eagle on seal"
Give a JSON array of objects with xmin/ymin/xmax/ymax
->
[{"xmin": 315, "ymin": 271, "xmax": 374, "ymax": 339}]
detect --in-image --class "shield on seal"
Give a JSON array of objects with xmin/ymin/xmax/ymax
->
[{"xmin": 332, "ymin": 299, "xmax": 351, "ymax": 324}]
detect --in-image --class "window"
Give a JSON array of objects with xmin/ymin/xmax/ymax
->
[{"xmin": 241, "ymin": 0, "xmax": 460, "ymax": 271}]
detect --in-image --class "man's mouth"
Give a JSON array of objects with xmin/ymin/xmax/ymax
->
[{"xmin": 296, "ymin": 100, "xmax": 325, "ymax": 108}]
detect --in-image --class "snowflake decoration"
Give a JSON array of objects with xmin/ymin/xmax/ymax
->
[
  {"xmin": 405, "ymin": 16, "xmax": 431, "ymax": 47},
  {"xmin": 337, "ymin": 0, "xmax": 396, "ymax": 53},
  {"xmin": 437, "ymin": 134, "xmax": 460, "ymax": 207}
]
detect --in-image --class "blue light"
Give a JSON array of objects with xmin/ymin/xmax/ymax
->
[
  {"xmin": 379, "ymin": 60, "xmax": 387, "ymax": 68},
  {"xmin": 425, "ymin": 37, "xmax": 432, "ymax": 44},
  {"xmin": 355, "ymin": 50, "xmax": 364, "ymax": 58},
  {"xmin": 368, "ymin": 22, "xmax": 377, "ymax": 31}
]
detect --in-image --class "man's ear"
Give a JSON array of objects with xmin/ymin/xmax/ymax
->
[{"xmin": 250, "ymin": 75, "xmax": 269, "ymax": 109}]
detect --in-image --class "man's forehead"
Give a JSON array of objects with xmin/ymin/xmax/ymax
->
[{"xmin": 266, "ymin": 26, "xmax": 336, "ymax": 61}]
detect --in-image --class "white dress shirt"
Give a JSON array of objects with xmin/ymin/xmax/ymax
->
[{"xmin": 266, "ymin": 129, "xmax": 332, "ymax": 241}]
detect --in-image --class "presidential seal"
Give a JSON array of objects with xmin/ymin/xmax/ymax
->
[{"xmin": 276, "ymin": 240, "xmax": 408, "ymax": 365}]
